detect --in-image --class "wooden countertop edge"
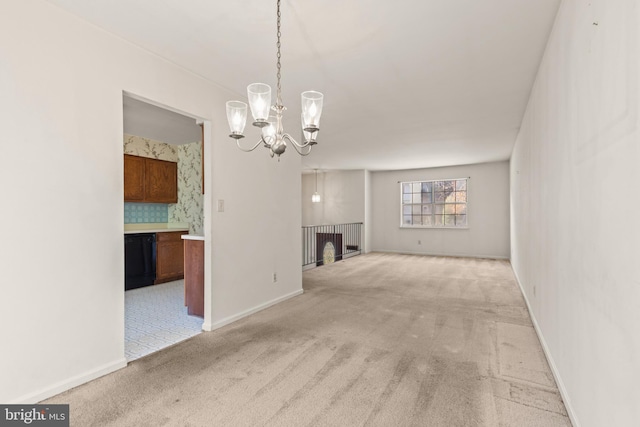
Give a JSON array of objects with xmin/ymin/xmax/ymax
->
[{"xmin": 124, "ymin": 228, "xmax": 190, "ymax": 234}]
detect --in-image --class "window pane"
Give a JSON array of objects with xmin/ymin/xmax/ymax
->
[
  {"xmin": 423, "ymin": 215, "xmax": 433, "ymax": 226},
  {"xmin": 412, "ymin": 215, "xmax": 422, "ymax": 225},
  {"xmin": 455, "ymin": 204, "xmax": 467, "ymax": 214},
  {"xmin": 403, "ymin": 193, "xmax": 412, "ymax": 203},
  {"xmin": 435, "ymin": 192, "xmax": 446, "ymax": 203},
  {"xmin": 444, "ymin": 204, "xmax": 456, "ymax": 214},
  {"xmin": 422, "ymin": 205, "xmax": 433, "ymax": 215},
  {"xmin": 402, "ymin": 183, "xmax": 412, "ymax": 194},
  {"xmin": 403, "ymin": 205, "xmax": 412, "ymax": 215},
  {"xmin": 412, "ymin": 193, "xmax": 422, "ymax": 203},
  {"xmin": 444, "ymin": 215, "xmax": 455, "ymax": 226},
  {"xmin": 412, "ymin": 183, "xmax": 421, "ymax": 193},
  {"xmin": 422, "ymin": 192, "xmax": 432, "ymax": 203},
  {"xmin": 437, "ymin": 180, "xmax": 453, "ymax": 202},
  {"xmin": 412, "ymin": 205, "xmax": 421, "ymax": 215},
  {"xmin": 421, "ymin": 182, "xmax": 432, "ymax": 192},
  {"xmin": 435, "ymin": 214, "xmax": 444, "ymax": 226},
  {"xmin": 456, "ymin": 180, "xmax": 467, "ymax": 191},
  {"xmin": 456, "ymin": 191, "xmax": 467, "ymax": 203},
  {"xmin": 403, "ymin": 215, "xmax": 412, "ymax": 225},
  {"xmin": 434, "ymin": 181, "xmax": 445, "ymax": 191},
  {"xmin": 456, "ymin": 215, "xmax": 467, "ymax": 226},
  {"xmin": 445, "ymin": 191, "xmax": 456, "ymax": 203},
  {"xmin": 435, "ymin": 204, "xmax": 445, "ymax": 215}
]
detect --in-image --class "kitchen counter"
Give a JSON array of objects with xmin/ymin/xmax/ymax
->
[
  {"xmin": 181, "ymin": 235, "xmax": 204, "ymax": 241},
  {"xmin": 124, "ymin": 223, "xmax": 190, "ymax": 234},
  {"xmin": 125, "ymin": 228, "xmax": 189, "ymax": 234}
]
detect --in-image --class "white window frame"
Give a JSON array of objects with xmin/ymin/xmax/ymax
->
[{"xmin": 399, "ymin": 178, "xmax": 469, "ymax": 229}]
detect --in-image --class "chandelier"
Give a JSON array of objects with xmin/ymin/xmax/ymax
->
[{"xmin": 225, "ymin": 0, "xmax": 324, "ymax": 159}]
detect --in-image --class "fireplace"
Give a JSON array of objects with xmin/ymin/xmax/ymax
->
[{"xmin": 316, "ymin": 233, "xmax": 343, "ymax": 266}]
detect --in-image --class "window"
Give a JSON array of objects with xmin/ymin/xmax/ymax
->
[{"xmin": 401, "ymin": 179, "xmax": 468, "ymax": 228}]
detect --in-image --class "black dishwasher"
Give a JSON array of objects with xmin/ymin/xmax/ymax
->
[{"xmin": 124, "ymin": 233, "xmax": 156, "ymax": 290}]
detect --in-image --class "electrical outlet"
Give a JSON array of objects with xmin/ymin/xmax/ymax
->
[
  {"xmin": 418, "ymin": 240, "xmax": 422, "ymax": 245},
  {"xmin": 273, "ymin": 273, "xmax": 277, "ymax": 283},
  {"xmin": 533, "ymin": 285, "xmax": 536, "ymax": 297},
  {"xmin": 217, "ymin": 199, "xmax": 224, "ymax": 212}
]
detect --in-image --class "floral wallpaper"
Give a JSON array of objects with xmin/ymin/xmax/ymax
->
[
  {"xmin": 169, "ymin": 142, "xmax": 203, "ymax": 235},
  {"xmin": 124, "ymin": 134, "xmax": 203, "ymax": 234},
  {"xmin": 123, "ymin": 134, "xmax": 177, "ymax": 162}
]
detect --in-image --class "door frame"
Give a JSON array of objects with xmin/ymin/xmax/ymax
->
[{"xmin": 122, "ymin": 90, "xmax": 212, "ymax": 335}]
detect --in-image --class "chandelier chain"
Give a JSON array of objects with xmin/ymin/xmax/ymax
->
[{"xmin": 276, "ymin": 0, "xmax": 283, "ymax": 108}]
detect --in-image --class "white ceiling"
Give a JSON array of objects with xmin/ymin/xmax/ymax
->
[{"xmin": 47, "ymin": 0, "xmax": 560, "ymax": 171}]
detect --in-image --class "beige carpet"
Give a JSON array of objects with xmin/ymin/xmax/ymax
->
[{"xmin": 45, "ymin": 253, "xmax": 571, "ymax": 426}]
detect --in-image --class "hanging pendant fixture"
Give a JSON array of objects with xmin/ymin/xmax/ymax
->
[
  {"xmin": 225, "ymin": 0, "xmax": 324, "ymax": 159},
  {"xmin": 312, "ymin": 169, "xmax": 321, "ymax": 203}
]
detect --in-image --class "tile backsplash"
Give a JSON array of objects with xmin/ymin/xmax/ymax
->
[{"xmin": 124, "ymin": 203, "xmax": 169, "ymax": 223}]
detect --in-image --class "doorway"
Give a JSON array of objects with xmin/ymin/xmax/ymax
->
[{"xmin": 122, "ymin": 93, "xmax": 209, "ymax": 361}]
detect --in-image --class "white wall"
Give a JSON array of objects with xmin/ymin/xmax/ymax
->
[
  {"xmin": 364, "ymin": 170, "xmax": 372, "ymax": 254},
  {"xmin": 301, "ymin": 170, "xmax": 366, "ymax": 226},
  {"xmin": 510, "ymin": 0, "xmax": 640, "ymax": 425},
  {"xmin": 0, "ymin": 0, "xmax": 301, "ymax": 403},
  {"xmin": 371, "ymin": 162, "xmax": 510, "ymax": 258}
]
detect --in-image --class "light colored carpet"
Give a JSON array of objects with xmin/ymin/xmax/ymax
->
[{"xmin": 44, "ymin": 252, "xmax": 571, "ymax": 426}]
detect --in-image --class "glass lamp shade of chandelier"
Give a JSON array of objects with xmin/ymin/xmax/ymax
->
[
  {"xmin": 226, "ymin": 101, "xmax": 248, "ymax": 139},
  {"xmin": 301, "ymin": 91, "xmax": 323, "ymax": 132},
  {"xmin": 261, "ymin": 120, "xmax": 276, "ymax": 144},
  {"xmin": 247, "ymin": 83, "xmax": 271, "ymax": 127}
]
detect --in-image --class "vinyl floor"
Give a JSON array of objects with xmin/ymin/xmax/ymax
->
[{"xmin": 125, "ymin": 280, "xmax": 202, "ymax": 361}]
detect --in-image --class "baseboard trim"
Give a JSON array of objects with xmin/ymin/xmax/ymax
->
[
  {"xmin": 11, "ymin": 358, "xmax": 128, "ymax": 404},
  {"xmin": 373, "ymin": 249, "xmax": 510, "ymax": 260},
  {"xmin": 511, "ymin": 267, "xmax": 580, "ymax": 427},
  {"xmin": 202, "ymin": 288, "xmax": 304, "ymax": 332}
]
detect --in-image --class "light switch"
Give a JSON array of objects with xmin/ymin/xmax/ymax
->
[{"xmin": 217, "ymin": 199, "xmax": 224, "ymax": 212}]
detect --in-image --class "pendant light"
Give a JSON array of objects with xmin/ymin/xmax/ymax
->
[{"xmin": 312, "ymin": 169, "xmax": 321, "ymax": 203}]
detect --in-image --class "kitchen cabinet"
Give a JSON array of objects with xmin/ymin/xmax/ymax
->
[
  {"xmin": 155, "ymin": 231, "xmax": 188, "ymax": 284},
  {"xmin": 123, "ymin": 155, "xmax": 145, "ymax": 201},
  {"xmin": 124, "ymin": 154, "xmax": 178, "ymax": 203},
  {"xmin": 145, "ymin": 157, "xmax": 178, "ymax": 203}
]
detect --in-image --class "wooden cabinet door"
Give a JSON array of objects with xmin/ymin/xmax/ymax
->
[
  {"xmin": 145, "ymin": 158, "xmax": 177, "ymax": 203},
  {"xmin": 184, "ymin": 239, "xmax": 204, "ymax": 317},
  {"xmin": 155, "ymin": 232, "xmax": 187, "ymax": 284},
  {"xmin": 124, "ymin": 154, "xmax": 145, "ymax": 201}
]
